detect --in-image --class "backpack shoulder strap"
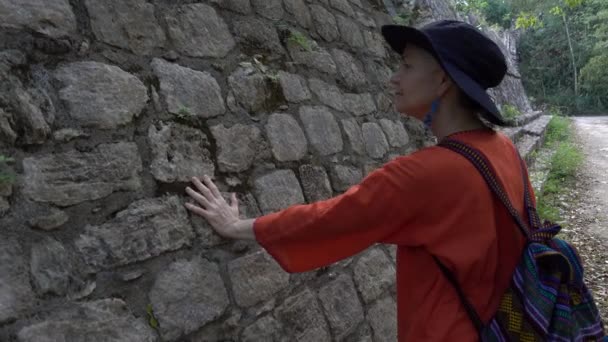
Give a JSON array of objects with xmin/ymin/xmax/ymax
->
[
  {"xmin": 433, "ymin": 138, "xmax": 534, "ymax": 334},
  {"xmin": 432, "ymin": 255, "xmax": 485, "ymax": 332}
]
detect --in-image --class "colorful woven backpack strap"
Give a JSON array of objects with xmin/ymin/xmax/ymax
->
[
  {"xmin": 517, "ymin": 154, "xmax": 543, "ymax": 230},
  {"xmin": 438, "ymin": 138, "xmax": 532, "ymax": 239},
  {"xmin": 434, "ymin": 138, "xmax": 536, "ymax": 335}
]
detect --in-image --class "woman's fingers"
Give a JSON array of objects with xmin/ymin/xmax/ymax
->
[
  {"xmin": 185, "ymin": 202, "xmax": 210, "ymax": 218},
  {"xmin": 192, "ymin": 176, "xmax": 214, "ymax": 200},
  {"xmin": 185, "ymin": 186, "xmax": 210, "ymax": 208},
  {"xmin": 230, "ymin": 192, "xmax": 238, "ymax": 210},
  {"xmin": 203, "ymin": 175, "xmax": 222, "ymax": 198}
]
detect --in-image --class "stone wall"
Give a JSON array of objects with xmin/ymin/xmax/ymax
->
[{"xmin": 0, "ymin": 0, "xmax": 533, "ymax": 341}]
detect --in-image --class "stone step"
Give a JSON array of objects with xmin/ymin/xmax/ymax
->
[
  {"xmin": 523, "ymin": 115, "xmax": 552, "ymax": 136},
  {"xmin": 512, "ymin": 110, "xmax": 543, "ymax": 126},
  {"xmin": 517, "ymin": 134, "xmax": 541, "ymax": 163},
  {"xmin": 513, "ymin": 115, "xmax": 553, "ymax": 165},
  {"xmin": 501, "ymin": 126, "xmax": 524, "ymax": 143}
]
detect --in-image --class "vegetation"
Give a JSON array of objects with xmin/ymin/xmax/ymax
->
[
  {"xmin": 146, "ymin": 304, "xmax": 159, "ymax": 331},
  {"xmin": 287, "ymin": 30, "xmax": 312, "ymax": 52},
  {"xmin": 0, "ymin": 155, "xmax": 14, "ymax": 186},
  {"xmin": 535, "ymin": 114, "xmax": 584, "ymax": 222},
  {"xmin": 456, "ymin": 0, "xmax": 608, "ymax": 114},
  {"xmin": 501, "ymin": 104, "xmax": 522, "ymax": 120}
]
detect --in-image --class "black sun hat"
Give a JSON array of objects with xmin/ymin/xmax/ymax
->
[{"xmin": 381, "ymin": 20, "xmax": 509, "ymax": 126}]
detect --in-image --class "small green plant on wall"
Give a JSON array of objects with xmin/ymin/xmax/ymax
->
[
  {"xmin": 176, "ymin": 106, "xmax": 191, "ymax": 119},
  {"xmin": 392, "ymin": 7, "xmax": 420, "ymax": 26},
  {"xmin": 0, "ymin": 155, "xmax": 15, "ymax": 186},
  {"xmin": 287, "ymin": 30, "xmax": 312, "ymax": 52},
  {"xmin": 501, "ymin": 104, "xmax": 522, "ymax": 121},
  {"xmin": 146, "ymin": 304, "xmax": 159, "ymax": 331}
]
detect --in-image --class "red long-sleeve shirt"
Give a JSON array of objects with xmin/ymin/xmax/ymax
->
[{"xmin": 253, "ymin": 129, "xmax": 530, "ymax": 341}]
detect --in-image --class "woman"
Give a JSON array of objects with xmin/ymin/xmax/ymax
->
[{"xmin": 185, "ymin": 20, "xmax": 531, "ymax": 341}]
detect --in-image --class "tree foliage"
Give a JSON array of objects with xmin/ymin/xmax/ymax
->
[{"xmin": 457, "ymin": 0, "xmax": 608, "ymax": 114}]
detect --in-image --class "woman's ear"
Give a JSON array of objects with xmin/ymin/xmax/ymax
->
[{"xmin": 436, "ymin": 71, "xmax": 452, "ymax": 97}]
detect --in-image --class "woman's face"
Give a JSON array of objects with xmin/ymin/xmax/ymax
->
[{"xmin": 389, "ymin": 44, "xmax": 446, "ymax": 120}]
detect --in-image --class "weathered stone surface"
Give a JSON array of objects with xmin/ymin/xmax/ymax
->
[
  {"xmin": 308, "ymin": 78, "xmax": 343, "ymax": 111},
  {"xmin": 152, "ymin": 58, "xmax": 225, "ymax": 119},
  {"xmin": 310, "ymin": 5, "xmax": 339, "ymax": 42},
  {"xmin": 251, "ymin": 0, "xmax": 283, "ymax": 20},
  {"xmin": 213, "ymin": 0, "xmax": 252, "ymax": 14},
  {"xmin": 210, "ymin": 124, "xmax": 262, "ymax": 172},
  {"xmin": 350, "ymin": 0, "xmax": 363, "ymax": 8},
  {"xmin": 363, "ymin": 30, "xmax": 386, "ymax": 58},
  {"xmin": 289, "ymin": 45, "xmax": 337, "ymax": 75},
  {"xmin": 278, "ymin": 71, "xmax": 311, "ymax": 103},
  {"xmin": 55, "ymin": 62, "xmax": 148, "ymax": 129},
  {"xmin": 343, "ymin": 93, "xmax": 376, "ymax": 116},
  {"xmin": 165, "ymin": 4, "xmax": 235, "ymax": 58},
  {"xmin": 16, "ymin": 299, "xmax": 156, "ymax": 342},
  {"xmin": 332, "ymin": 49, "xmax": 368, "ymax": 91},
  {"xmin": 0, "ymin": 238, "xmax": 35, "ymax": 324},
  {"xmin": 368, "ymin": 297, "xmax": 398, "ymax": 342},
  {"xmin": 27, "ymin": 208, "xmax": 68, "ymax": 231},
  {"xmin": 9, "ymin": 87, "xmax": 52, "ymax": 144},
  {"xmin": 253, "ymin": 169, "xmax": 305, "ymax": 214},
  {"xmin": 23, "ymin": 142, "xmax": 142, "ymax": 207},
  {"xmin": 0, "ymin": 0, "xmax": 76, "ymax": 38},
  {"xmin": 75, "ymin": 196, "xmax": 194, "ymax": 271},
  {"xmin": 379, "ymin": 119, "xmax": 409, "ymax": 147},
  {"xmin": 299, "ymin": 164, "xmax": 332, "ymax": 202},
  {"xmin": 150, "ymin": 258, "xmax": 229, "ymax": 340},
  {"xmin": 284, "ymin": 0, "xmax": 312, "ymax": 28},
  {"xmin": 233, "ymin": 17, "xmax": 283, "ymax": 53},
  {"xmin": 0, "ymin": 197, "xmax": 9, "ymax": 215},
  {"xmin": 85, "ymin": 0, "xmax": 166, "ymax": 54},
  {"xmin": 318, "ymin": 275, "xmax": 364, "ymax": 340},
  {"xmin": 241, "ymin": 316, "xmax": 283, "ymax": 342},
  {"xmin": 228, "ymin": 250, "xmax": 290, "ymax": 307},
  {"xmin": 523, "ymin": 115, "xmax": 552, "ymax": 136},
  {"xmin": 275, "ymin": 289, "xmax": 331, "ymax": 342},
  {"xmin": 362, "ymin": 122, "xmax": 389, "ymax": 159},
  {"xmin": 355, "ymin": 11, "xmax": 376, "ymax": 28},
  {"xmin": 0, "ymin": 180, "xmax": 11, "ymax": 197},
  {"xmin": 0, "ymin": 108, "xmax": 16, "ymax": 145},
  {"xmin": 149, "ymin": 122, "xmax": 215, "ymax": 183},
  {"xmin": 266, "ymin": 113, "xmax": 308, "ymax": 161},
  {"xmin": 228, "ymin": 66, "xmax": 278, "ymax": 113},
  {"xmin": 337, "ymin": 15, "xmax": 365, "ymax": 49},
  {"xmin": 299, "ymin": 106, "xmax": 343, "ymax": 155},
  {"xmin": 365, "ymin": 61, "xmax": 393, "ymax": 87},
  {"xmin": 376, "ymin": 93, "xmax": 393, "ymax": 113},
  {"xmin": 331, "ymin": 164, "xmax": 362, "ymax": 191},
  {"xmin": 341, "ymin": 118, "xmax": 365, "ymax": 154},
  {"xmin": 30, "ymin": 238, "xmax": 74, "ymax": 296},
  {"xmin": 354, "ymin": 248, "xmax": 395, "ymax": 303},
  {"xmin": 52, "ymin": 128, "xmax": 89, "ymax": 142},
  {"xmin": 330, "ymin": 0, "xmax": 355, "ymax": 16}
]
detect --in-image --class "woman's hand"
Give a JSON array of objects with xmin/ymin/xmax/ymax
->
[{"xmin": 184, "ymin": 175, "xmax": 241, "ymax": 239}]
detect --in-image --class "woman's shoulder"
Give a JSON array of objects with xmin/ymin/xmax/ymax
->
[{"xmin": 387, "ymin": 131, "xmax": 516, "ymax": 179}]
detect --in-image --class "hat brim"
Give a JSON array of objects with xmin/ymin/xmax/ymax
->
[{"xmin": 381, "ymin": 25, "xmax": 507, "ymax": 126}]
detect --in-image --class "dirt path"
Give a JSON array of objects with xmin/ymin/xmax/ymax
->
[
  {"xmin": 565, "ymin": 116, "xmax": 608, "ymax": 324},
  {"xmin": 573, "ymin": 116, "xmax": 608, "ymax": 240}
]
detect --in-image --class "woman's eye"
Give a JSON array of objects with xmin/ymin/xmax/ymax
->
[{"xmin": 401, "ymin": 62, "xmax": 411, "ymax": 69}]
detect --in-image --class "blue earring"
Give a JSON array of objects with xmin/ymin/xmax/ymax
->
[{"xmin": 423, "ymin": 99, "xmax": 440, "ymax": 129}]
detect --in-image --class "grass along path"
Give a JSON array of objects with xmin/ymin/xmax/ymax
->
[{"xmin": 529, "ymin": 115, "xmax": 608, "ymax": 325}]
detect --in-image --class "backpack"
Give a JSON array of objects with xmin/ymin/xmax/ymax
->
[{"xmin": 435, "ymin": 138, "xmax": 606, "ymax": 341}]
